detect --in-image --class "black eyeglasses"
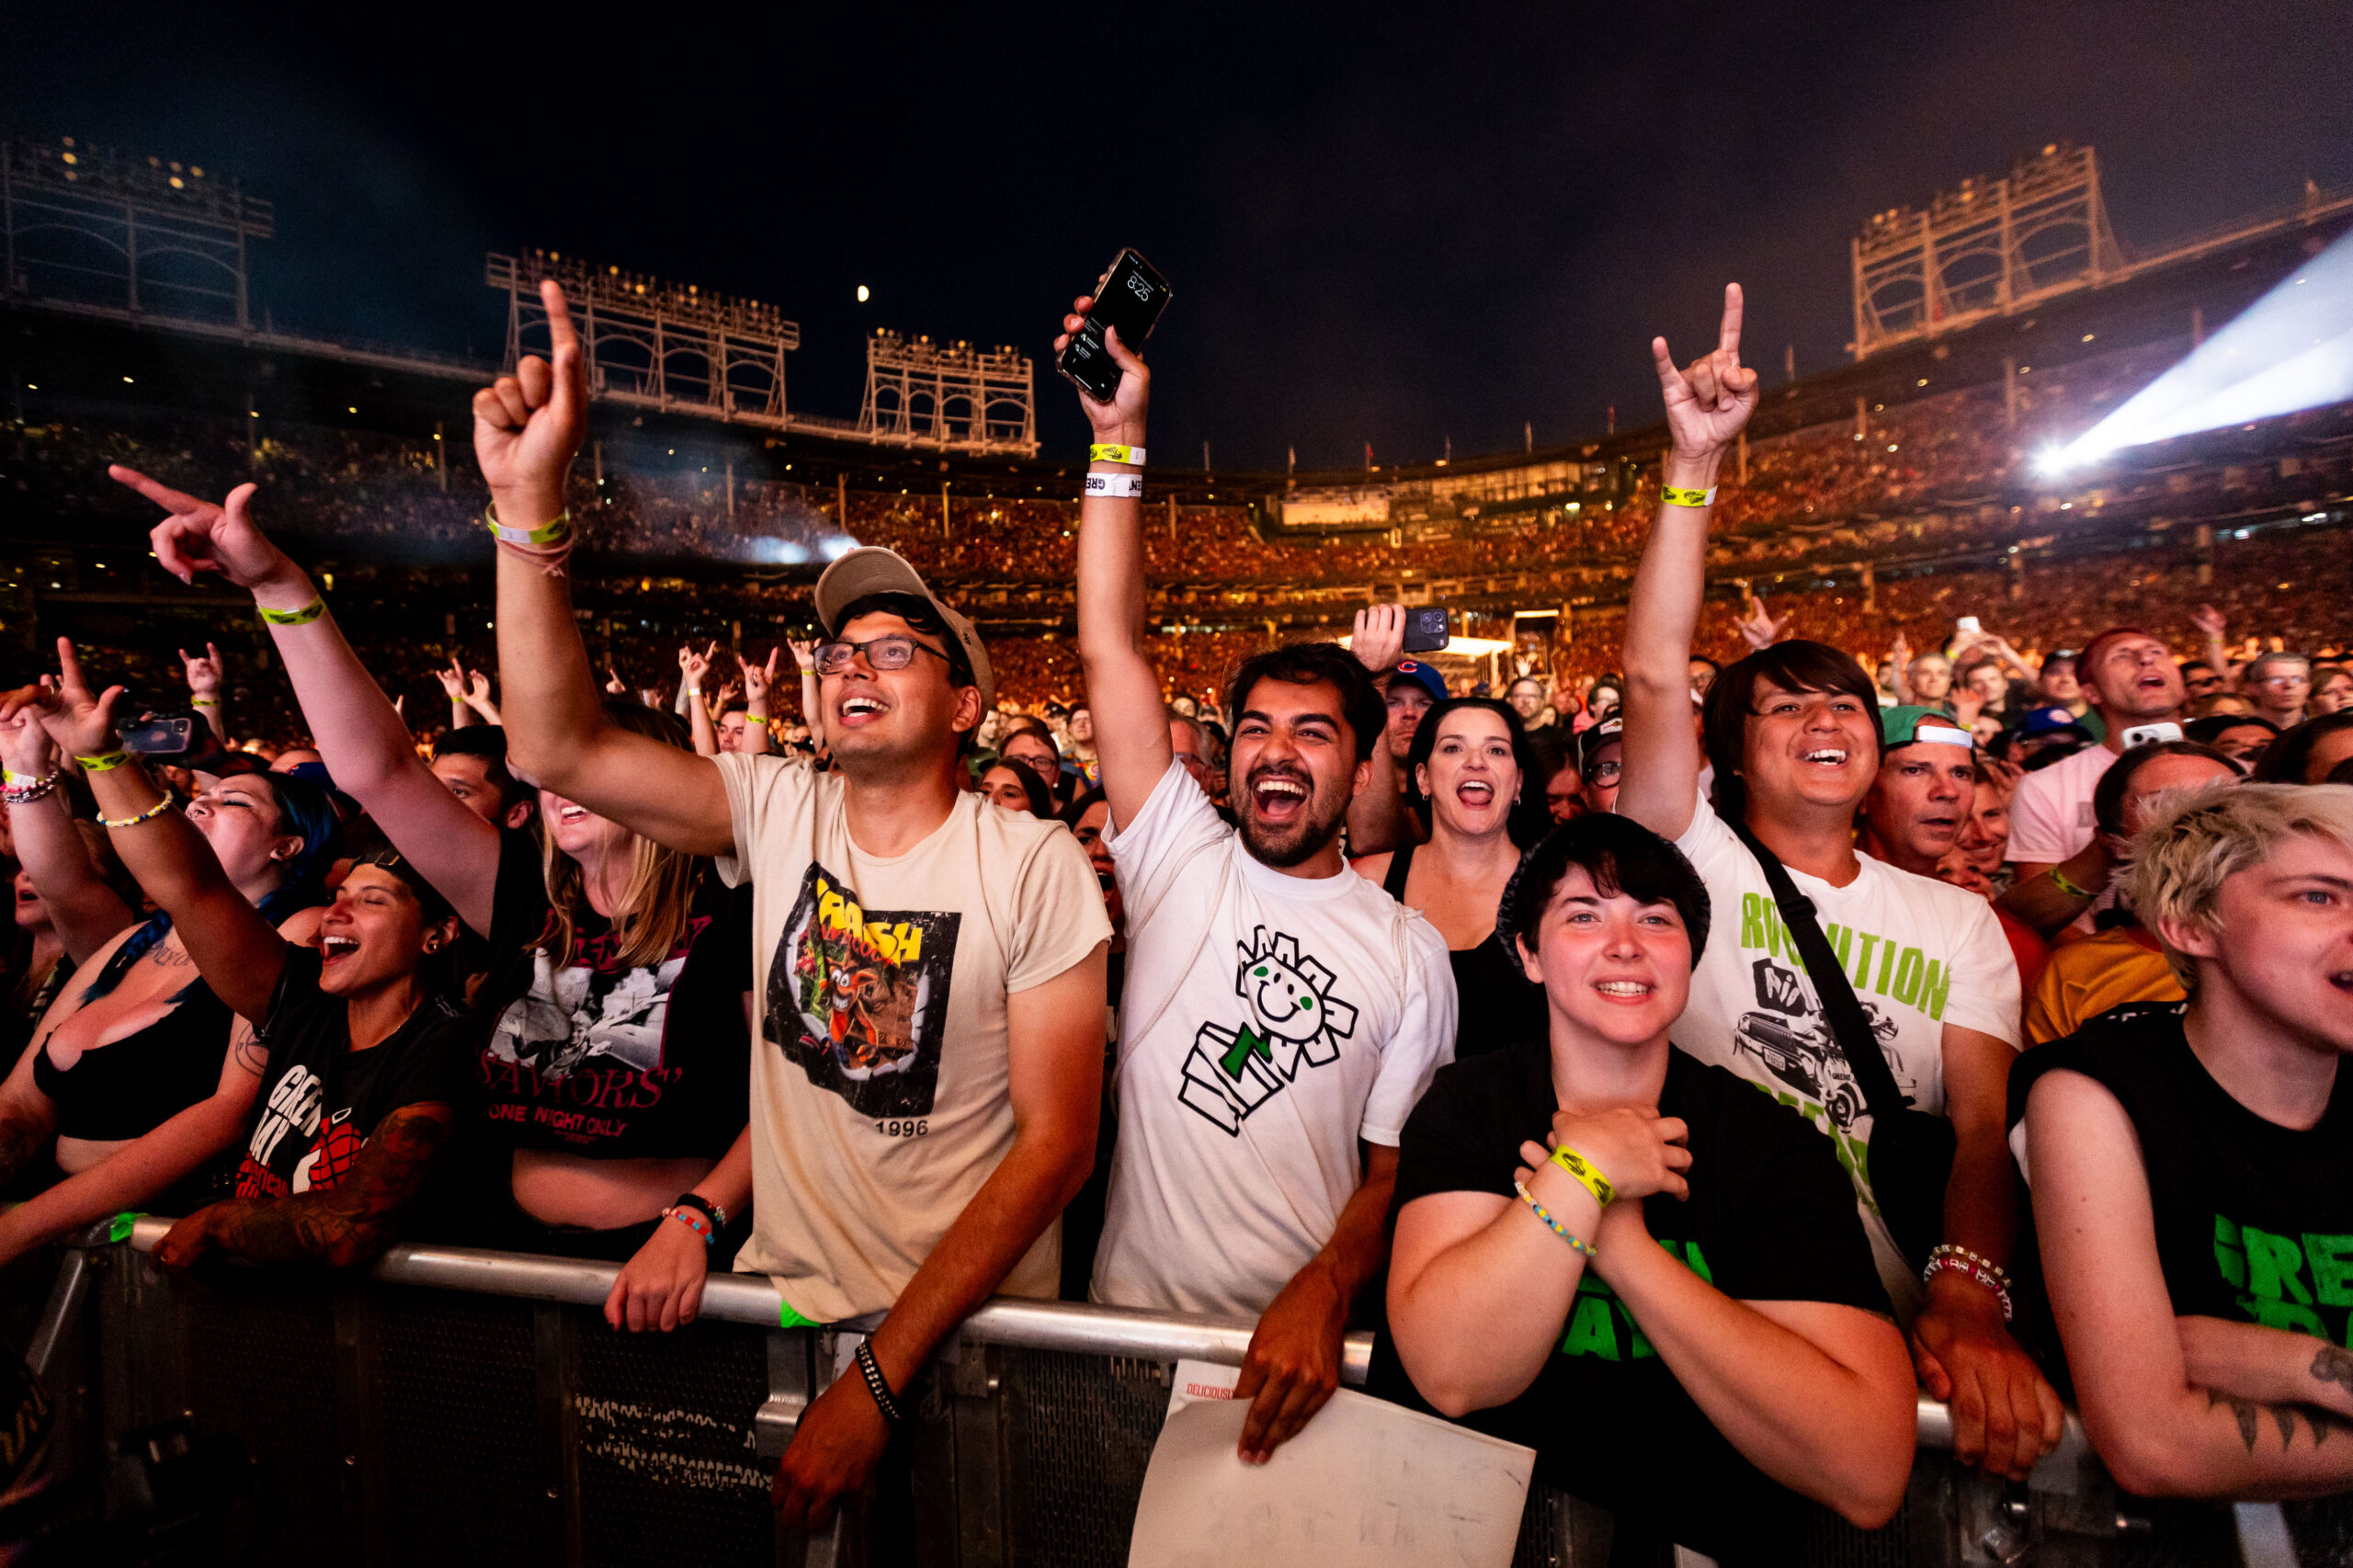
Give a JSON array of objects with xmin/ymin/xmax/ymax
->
[{"xmin": 813, "ymin": 635, "xmax": 952, "ymax": 676}]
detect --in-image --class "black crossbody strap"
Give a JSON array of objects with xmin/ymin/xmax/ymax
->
[{"xmin": 1726, "ymin": 819, "xmax": 1912, "ymax": 1122}]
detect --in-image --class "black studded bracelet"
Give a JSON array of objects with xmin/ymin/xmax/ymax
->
[{"xmin": 855, "ymin": 1337, "xmax": 904, "ymax": 1425}]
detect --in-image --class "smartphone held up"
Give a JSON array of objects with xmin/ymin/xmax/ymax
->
[{"xmin": 1058, "ymin": 249, "xmax": 1171, "ymax": 403}]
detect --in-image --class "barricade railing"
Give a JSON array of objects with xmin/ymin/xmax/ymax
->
[{"xmin": 11, "ymin": 1216, "xmax": 2316, "ymax": 1568}]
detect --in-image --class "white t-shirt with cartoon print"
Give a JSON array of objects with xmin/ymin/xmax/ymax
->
[
  {"xmin": 1672, "ymin": 793, "xmax": 2021, "ymax": 1311},
  {"xmin": 1091, "ymin": 760, "xmax": 1456, "ymax": 1318}
]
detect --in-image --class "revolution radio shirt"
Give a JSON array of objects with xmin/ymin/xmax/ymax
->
[
  {"xmin": 1671, "ymin": 791, "xmax": 2021, "ymax": 1310},
  {"xmin": 713, "ymin": 753, "xmax": 1111, "ymax": 1324},
  {"xmin": 1091, "ymin": 760, "xmax": 1455, "ymax": 1318}
]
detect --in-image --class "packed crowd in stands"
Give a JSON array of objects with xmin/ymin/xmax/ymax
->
[{"xmin": 0, "ymin": 276, "xmax": 2347, "ymax": 1559}]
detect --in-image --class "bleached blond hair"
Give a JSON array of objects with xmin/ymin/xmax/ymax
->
[{"xmin": 2126, "ymin": 782, "xmax": 2353, "ymax": 990}]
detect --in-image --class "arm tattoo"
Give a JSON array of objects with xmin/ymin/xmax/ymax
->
[
  {"xmin": 199, "ymin": 1104, "xmax": 451, "ymax": 1269},
  {"xmin": 2207, "ymin": 1387, "xmax": 2353, "ymax": 1452},
  {"xmin": 2313, "ymin": 1345, "xmax": 2353, "ymax": 1400},
  {"xmin": 229, "ymin": 1021, "xmax": 268, "ymax": 1077}
]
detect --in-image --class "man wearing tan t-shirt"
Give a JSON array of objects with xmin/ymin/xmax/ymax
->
[{"xmin": 473, "ymin": 281, "xmax": 1110, "ymax": 1533}]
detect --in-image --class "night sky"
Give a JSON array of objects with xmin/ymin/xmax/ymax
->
[{"xmin": 9, "ymin": 1, "xmax": 2350, "ymax": 469}]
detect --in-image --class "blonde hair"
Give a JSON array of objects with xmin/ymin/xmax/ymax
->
[
  {"xmin": 2126, "ymin": 782, "xmax": 2353, "ymax": 990},
  {"xmin": 539, "ymin": 820, "xmax": 700, "ymax": 971}
]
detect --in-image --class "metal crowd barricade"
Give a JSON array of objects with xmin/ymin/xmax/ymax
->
[{"xmin": 12, "ymin": 1215, "xmax": 2298, "ymax": 1568}]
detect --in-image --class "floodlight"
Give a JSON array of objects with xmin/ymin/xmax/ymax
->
[{"xmin": 2052, "ymin": 224, "xmax": 2353, "ymax": 467}]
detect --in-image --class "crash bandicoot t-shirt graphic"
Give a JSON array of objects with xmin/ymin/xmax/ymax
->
[{"xmin": 768, "ymin": 861, "xmax": 960, "ymax": 1119}]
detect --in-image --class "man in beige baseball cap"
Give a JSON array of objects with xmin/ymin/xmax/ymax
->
[
  {"xmin": 813, "ymin": 546, "xmax": 996, "ymax": 715},
  {"xmin": 475, "ymin": 281, "xmax": 1109, "ymax": 1534}
]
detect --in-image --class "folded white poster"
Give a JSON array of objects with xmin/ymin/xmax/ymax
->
[{"xmin": 1128, "ymin": 1378, "xmax": 1533, "ymax": 1568}]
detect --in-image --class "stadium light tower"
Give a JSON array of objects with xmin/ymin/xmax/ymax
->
[
  {"xmin": 2, "ymin": 131, "xmax": 274, "ymax": 329},
  {"xmin": 489, "ymin": 250, "xmax": 801, "ymax": 426},
  {"xmin": 858, "ymin": 331, "xmax": 1038, "ymax": 456},
  {"xmin": 1852, "ymin": 143, "xmax": 2123, "ymax": 359}
]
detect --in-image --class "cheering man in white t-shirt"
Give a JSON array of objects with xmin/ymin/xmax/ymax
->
[
  {"xmin": 472, "ymin": 280, "xmax": 1112, "ymax": 1533},
  {"xmin": 1617, "ymin": 284, "xmax": 2063, "ymax": 1483},
  {"xmin": 1059, "ymin": 296, "xmax": 1454, "ymax": 1465},
  {"xmin": 1999, "ymin": 625, "xmax": 2188, "ymax": 937}
]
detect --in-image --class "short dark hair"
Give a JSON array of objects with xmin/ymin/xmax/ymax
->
[
  {"xmin": 1498, "ymin": 813, "xmax": 1711, "ymax": 968},
  {"xmin": 1701, "ymin": 641, "xmax": 1883, "ymax": 824},
  {"xmin": 2092, "ymin": 740, "xmax": 2238, "ymax": 838},
  {"xmin": 1222, "ymin": 642, "xmax": 1385, "ymax": 764},
  {"xmin": 1404, "ymin": 698, "xmax": 1552, "ymax": 847},
  {"xmin": 2255, "ymin": 710, "xmax": 2353, "ymax": 783},
  {"xmin": 432, "ymin": 724, "xmax": 533, "ymax": 816}
]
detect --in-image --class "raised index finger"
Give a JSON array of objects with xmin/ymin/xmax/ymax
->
[
  {"xmin": 540, "ymin": 278, "xmax": 580, "ymax": 358},
  {"xmin": 1718, "ymin": 282, "xmax": 1745, "ymax": 359},
  {"xmin": 108, "ymin": 464, "xmax": 208, "ymax": 517}
]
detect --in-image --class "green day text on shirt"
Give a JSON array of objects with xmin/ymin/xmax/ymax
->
[
  {"xmin": 1558, "ymin": 1238, "xmax": 1715, "ymax": 1360},
  {"xmin": 2216, "ymin": 1216, "xmax": 2353, "ymax": 1346}
]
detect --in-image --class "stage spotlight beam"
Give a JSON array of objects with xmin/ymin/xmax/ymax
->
[{"xmin": 2054, "ymin": 223, "xmax": 2353, "ymax": 468}]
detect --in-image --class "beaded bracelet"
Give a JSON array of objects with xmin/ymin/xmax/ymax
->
[
  {"xmin": 2, "ymin": 767, "xmax": 62, "ymax": 806},
  {"xmin": 1514, "ymin": 1180, "xmax": 1597, "ymax": 1258},
  {"xmin": 671, "ymin": 1191, "xmax": 729, "ymax": 1231},
  {"xmin": 660, "ymin": 1206, "xmax": 714, "ymax": 1246},
  {"xmin": 856, "ymin": 1337, "xmax": 904, "ymax": 1425},
  {"xmin": 97, "ymin": 796, "xmax": 174, "ymax": 831},
  {"xmin": 1927, "ymin": 1243, "xmax": 2014, "ymax": 1292},
  {"xmin": 1922, "ymin": 1251, "xmax": 2014, "ymax": 1323}
]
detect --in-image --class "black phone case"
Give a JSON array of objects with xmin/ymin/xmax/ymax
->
[{"xmin": 1057, "ymin": 249, "xmax": 1167, "ymax": 402}]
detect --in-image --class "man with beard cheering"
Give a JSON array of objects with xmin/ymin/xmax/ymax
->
[{"xmin": 1062, "ymin": 295, "xmax": 1454, "ymax": 1465}]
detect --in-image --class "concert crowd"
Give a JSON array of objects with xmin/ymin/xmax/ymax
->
[{"xmin": 0, "ymin": 276, "xmax": 2347, "ymax": 1562}]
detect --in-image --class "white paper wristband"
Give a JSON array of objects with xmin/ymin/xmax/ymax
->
[{"xmin": 1086, "ymin": 472, "xmax": 1144, "ymax": 500}]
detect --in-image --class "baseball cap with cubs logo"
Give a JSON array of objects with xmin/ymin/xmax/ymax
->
[{"xmin": 1387, "ymin": 660, "xmax": 1447, "ymax": 703}]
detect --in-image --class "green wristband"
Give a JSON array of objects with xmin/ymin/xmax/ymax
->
[
  {"xmin": 259, "ymin": 598, "xmax": 325, "ymax": 627},
  {"xmin": 2047, "ymin": 866, "xmax": 2097, "ymax": 900}
]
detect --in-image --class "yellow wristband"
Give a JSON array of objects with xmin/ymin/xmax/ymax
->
[
  {"xmin": 74, "ymin": 749, "xmax": 131, "ymax": 773},
  {"xmin": 258, "ymin": 598, "xmax": 325, "ymax": 627},
  {"xmin": 2047, "ymin": 866, "xmax": 2096, "ymax": 900},
  {"xmin": 1088, "ymin": 443, "xmax": 1145, "ymax": 467},
  {"xmin": 1660, "ymin": 484, "xmax": 1718, "ymax": 508},
  {"xmin": 190, "ymin": 697, "xmax": 221, "ymax": 708},
  {"xmin": 484, "ymin": 502, "xmax": 573, "ymax": 547},
  {"xmin": 1550, "ymin": 1144, "xmax": 1615, "ymax": 1207}
]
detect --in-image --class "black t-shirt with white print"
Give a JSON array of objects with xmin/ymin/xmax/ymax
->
[
  {"xmin": 1367, "ymin": 1039, "xmax": 1890, "ymax": 1568},
  {"xmin": 471, "ymin": 827, "xmax": 753, "ymax": 1160},
  {"xmin": 235, "ymin": 948, "xmax": 471, "ymax": 1199}
]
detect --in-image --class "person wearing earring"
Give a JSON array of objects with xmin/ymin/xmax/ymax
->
[{"xmin": 1353, "ymin": 698, "xmax": 1552, "ymax": 1058}]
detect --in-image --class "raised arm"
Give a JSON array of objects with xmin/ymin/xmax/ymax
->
[
  {"xmin": 771, "ymin": 942, "xmax": 1107, "ymax": 1531},
  {"xmin": 787, "ymin": 639, "xmax": 824, "ymax": 748},
  {"xmin": 119, "ymin": 467, "xmax": 506, "ymax": 937},
  {"xmin": 2191, "ymin": 604, "xmax": 2236, "ymax": 692},
  {"xmin": 5, "ymin": 641, "xmax": 290, "ymax": 1021},
  {"xmin": 2028, "ymin": 1069, "xmax": 2353, "ymax": 1497},
  {"xmin": 737, "ymin": 648, "xmax": 777, "ymax": 756},
  {"xmin": 182, "ymin": 642, "xmax": 230, "ymax": 744},
  {"xmin": 1619, "ymin": 284, "xmax": 1758, "ymax": 840},
  {"xmin": 478, "ymin": 280, "xmax": 733, "ymax": 856},
  {"xmin": 1063, "ymin": 303, "xmax": 1171, "ymax": 831},
  {"xmin": 1341, "ymin": 606, "xmax": 1410, "ymax": 857},
  {"xmin": 0, "ymin": 706, "xmax": 137, "ymax": 960},
  {"xmin": 681, "ymin": 644, "xmax": 720, "ymax": 757},
  {"xmin": 462, "ymin": 668, "xmax": 502, "ymax": 727},
  {"xmin": 433, "ymin": 658, "xmax": 476, "ymax": 731}
]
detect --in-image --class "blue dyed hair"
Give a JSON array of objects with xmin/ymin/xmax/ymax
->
[{"xmin": 82, "ymin": 771, "xmax": 340, "ymax": 1003}]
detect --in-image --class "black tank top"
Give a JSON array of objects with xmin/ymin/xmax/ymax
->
[
  {"xmin": 1380, "ymin": 841, "xmax": 1547, "ymax": 1059},
  {"xmin": 30, "ymin": 937, "xmax": 234, "ymax": 1142}
]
